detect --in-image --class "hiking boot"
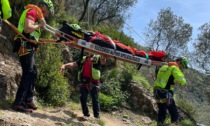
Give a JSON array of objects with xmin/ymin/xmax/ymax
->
[
  {"xmin": 12, "ymin": 105, "xmax": 32, "ymax": 113},
  {"xmin": 94, "ymin": 115, "xmax": 100, "ymax": 119},
  {"xmin": 26, "ymin": 102, "xmax": 38, "ymax": 110},
  {"xmin": 84, "ymin": 113, "xmax": 90, "ymax": 117}
]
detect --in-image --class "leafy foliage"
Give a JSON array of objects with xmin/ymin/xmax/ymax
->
[
  {"xmin": 6, "ymin": 1, "xmax": 203, "ymax": 125},
  {"xmin": 35, "ymin": 45, "xmax": 70, "ymax": 106},
  {"xmin": 193, "ymin": 22, "xmax": 210, "ymax": 73},
  {"xmin": 144, "ymin": 8, "xmax": 192, "ymax": 57},
  {"xmin": 99, "ymin": 93, "xmax": 116, "ymax": 111},
  {"xmin": 100, "ymin": 65, "xmax": 129, "ymax": 110},
  {"xmin": 65, "ymin": 0, "xmax": 137, "ymax": 28},
  {"xmin": 179, "ymin": 119, "xmax": 196, "ymax": 126}
]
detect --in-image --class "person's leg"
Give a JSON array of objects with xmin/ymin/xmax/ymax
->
[
  {"xmin": 13, "ymin": 52, "xmax": 34, "ymax": 112},
  {"xmin": 167, "ymin": 99, "xmax": 179, "ymax": 123},
  {"xmin": 157, "ymin": 103, "xmax": 167, "ymax": 124},
  {"xmin": 80, "ymin": 87, "xmax": 90, "ymax": 117},
  {"xmin": 25, "ymin": 64, "xmax": 38, "ymax": 110},
  {"xmin": 90, "ymin": 86, "xmax": 100, "ymax": 118}
]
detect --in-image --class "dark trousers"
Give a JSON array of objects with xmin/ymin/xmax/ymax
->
[
  {"xmin": 157, "ymin": 99, "xmax": 178, "ymax": 123},
  {"xmin": 14, "ymin": 52, "xmax": 37, "ymax": 106},
  {"xmin": 154, "ymin": 89, "xmax": 179, "ymax": 123},
  {"xmin": 80, "ymin": 85, "xmax": 100, "ymax": 117}
]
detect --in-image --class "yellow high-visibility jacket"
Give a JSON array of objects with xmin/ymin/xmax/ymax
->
[{"xmin": 154, "ymin": 64, "xmax": 186, "ymax": 91}]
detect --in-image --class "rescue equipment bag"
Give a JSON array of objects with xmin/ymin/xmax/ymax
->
[{"xmin": 58, "ymin": 21, "xmax": 86, "ymax": 41}]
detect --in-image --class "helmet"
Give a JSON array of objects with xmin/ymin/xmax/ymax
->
[
  {"xmin": 39, "ymin": 0, "xmax": 54, "ymax": 16},
  {"xmin": 70, "ymin": 24, "xmax": 81, "ymax": 30},
  {"xmin": 176, "ymin": 56, "xmax": 188, "ymax": 68}
]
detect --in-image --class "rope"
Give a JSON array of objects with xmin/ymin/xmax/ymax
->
[{"xmin": 3, "ymin": 20, "xmax": 77, "ymax": 45}]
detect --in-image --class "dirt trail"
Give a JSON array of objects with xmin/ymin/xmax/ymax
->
[{"xmin": 0, "ymin": 107, "xmax": 143, "ymax": 126}]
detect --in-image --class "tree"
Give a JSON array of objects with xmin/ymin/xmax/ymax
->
[
  {"xmin": 144, "ymin": 8, "xmax": 192, "ymax": 57},
  {"xmin": 65, "ymin": 0, "xmax": 137, "ymax": 28},
  {"xmin": 193, "ymin": 23, "xmax": 210, "ymax": 73}
]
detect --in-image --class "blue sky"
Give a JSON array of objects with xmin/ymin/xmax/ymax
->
[{"xmin": 123, "ymin": 0, "xmax": 210, "ymax": 47}]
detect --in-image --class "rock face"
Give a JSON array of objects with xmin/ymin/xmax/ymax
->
[
  {"xmin": 0, "ymin": 53, "xmax": 21, "ymax": 102},
  {"xmin": 128, "ymin": 82, "xmax": 157, "ymax": 119}
]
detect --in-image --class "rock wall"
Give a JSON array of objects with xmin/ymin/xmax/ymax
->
[
  {"xmin": 128, "ymin": 82, "xmax": 157, "ymax": 119},
  {"xmin": 0, "ymin": 53, "xmax": 21, "ymax": 102}
]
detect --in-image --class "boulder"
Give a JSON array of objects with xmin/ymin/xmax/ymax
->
[
  {"xmin": 128, "ymin": 82, "xmax": 157, "ymax": 119},
  {"xmin": 0, "ymin": 53, "xmax": 21, "ymax": 102}
]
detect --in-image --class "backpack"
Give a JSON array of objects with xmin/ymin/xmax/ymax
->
[{"xmin": 58, "ymin": 22, "xmax": 85, "ymax": 41}]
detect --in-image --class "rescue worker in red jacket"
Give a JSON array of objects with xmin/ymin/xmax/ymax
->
[
  {"xmin": 60, "ymin": 51, "xmax": 106, "ymax": 118},
  {"xmin": 12, "ymin": 0, "xmax": 54, "ymax": 113},
  {"xmin": 154, "ymin": 56, "xmax": 188, "ymax": 125}
]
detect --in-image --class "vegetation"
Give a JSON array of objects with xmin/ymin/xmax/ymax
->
[
  {"xmin": 1, "ymin": 0, "xmax": 209, "ymax": 126},
  {"xmin": 144, "ymin": 8, "xmax": 192, "ymax": 58},
  {"xmin": 192, "ymin": 22, "xmax": 210, "ymax": 73},
  {"xmin": 35, "ymin": 44, "xmax": 71, "ymax": 106}
]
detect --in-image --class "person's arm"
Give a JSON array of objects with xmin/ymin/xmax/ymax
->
[
  {"xmin": 24, "ymin": 18, "xmax": 46, "ymax": 33},
  {"xmin": 60, "ymin": 62, "xmax": 78, "ymax": 73},
  {"xmin": 24, "ymin": 10, "xmax": 46, "ymax": 33},
  {"xmin": 100, "ymin": 55, "xmax": 107, "ymax": 65},
  {"xmin": 172, "ymin": 67, "xmax": 186, "ymax": 86}
]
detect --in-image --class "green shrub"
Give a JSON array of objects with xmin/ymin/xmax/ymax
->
[
  {"xmin": 100, "ymin": 69, "xmax": 128, "ymax": 109},
  {"xmin": 35, "ymin": 44, "xmax": 71, "ymax": 106},
  {"xmin": 133, "ymin": 72, "xmax": 151, "ymax": 90},
  {"xmin": 99, "ymin": 93, "xmax": 115, "ymax": 111},
  {"xmin": 179, "ymin": 119, "xmax": 196, "ymax": 126}
]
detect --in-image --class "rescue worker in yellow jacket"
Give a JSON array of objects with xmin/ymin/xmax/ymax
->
[
  {"xmin": 60, "ymin": 51, "xmax": 106, "ymax": 118},
  {"xmin": 154, "ymin": 56, "xmax": 188, "ymax": 125},
  {"xmin": 12, "ymin": 0, "xmax": 54, "ymax": 113}
]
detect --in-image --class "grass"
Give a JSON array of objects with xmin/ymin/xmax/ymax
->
[
  {"xmin": 179, "ymin": 119, "xmax": 196, "ymax": 126},
  {"xmin": 98, "ymin": 119, "xmax": 106, "ymax": 126},
  {"xmin": 133, "ymin": 72, "xmax": 153, "ymax": 92},
  {"xmin": 0, "ymin": 96, "xmax": 14, "ymax": 109},
  {"xmin": 176, "ymin": 100, "xmax": 195, "ymax": 116}
]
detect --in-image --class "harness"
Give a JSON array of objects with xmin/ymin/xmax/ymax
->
[
  {"xmin": 77, "ymin": 54, "xmax": 101, "ymax": 90},
  {"xmin": 154, "ymin": 87, "xmax": 172, "ymax": 105},
  {"xmin": 14, "ymin": 6, "xmax": 41, "ymax": 56},
  {"xmin": 154, "ymin": 65, "xmax": 176, "ymax": 104}
]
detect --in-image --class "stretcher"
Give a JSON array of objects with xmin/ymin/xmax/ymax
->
[
  {"xmin": 3, "ymin": 19, "xmax": 165, "ymax": 67},
  {"xmin": 45, "ymin": 24, "xmax": 154, "ymax": 66}
]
